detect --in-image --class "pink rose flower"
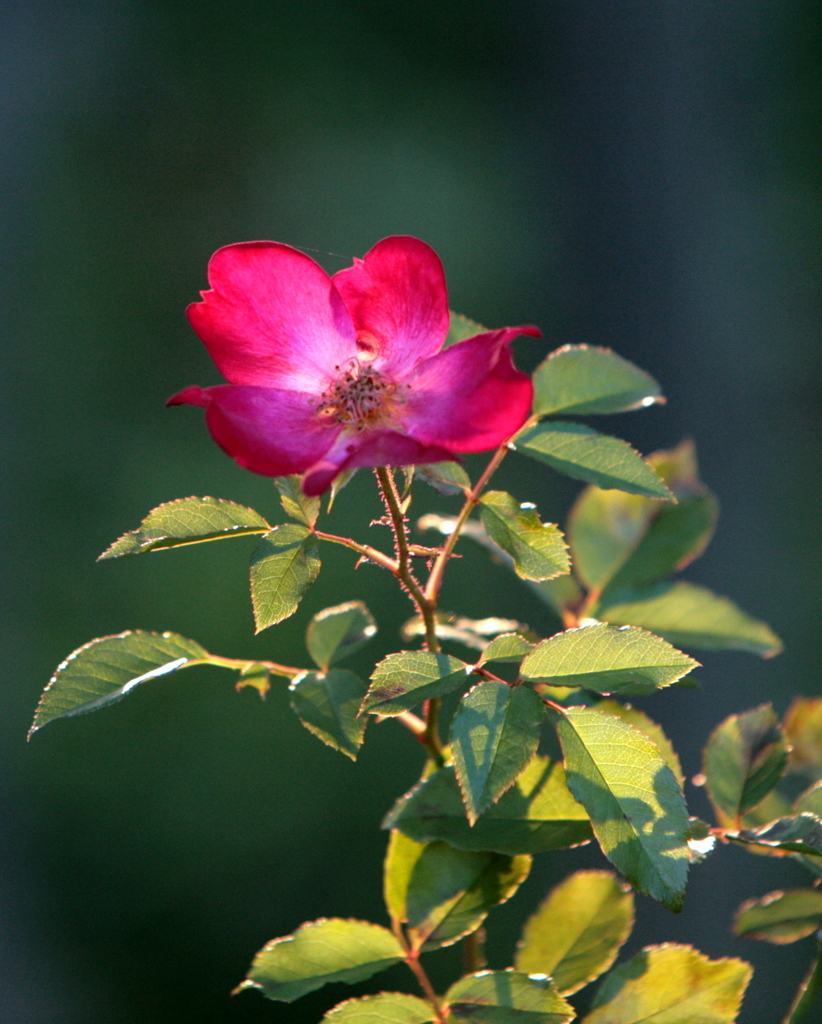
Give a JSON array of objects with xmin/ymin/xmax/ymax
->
[{"xmin": 169, "ymin": 236, "xmax": 537, "ymax": 495}]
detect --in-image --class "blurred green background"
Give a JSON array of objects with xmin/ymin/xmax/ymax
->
[{"xmin": 3, "ymin": 1, "xmax": 822, "ymax": 1021}]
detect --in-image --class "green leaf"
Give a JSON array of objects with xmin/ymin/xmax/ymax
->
[
  {"xmin": 520, "ymin": 623, "xmax": 698, "ymax": 696},
  {"xmin": 568, "ymin": 440, "xmax": 715, "ymax": 592},
  {"xmin": 323, "ymin": 994, "xmax": 434, "ymax": 1024},
  {"xmin": 556, "ymin": 706, "xmax": 690, "ymax": 910},
  {"xmin": 444, "ymin": 310, "xmax": 488, "ymax": 349},
  {"xmin": 383, "ymin": 758, "xmax": 592, "ymax": 855},
  {"xmin": 289, "ymin": 669, "xmax": 367, "ymax": 760},
  {"xmin": 451, "ymin": 682, "xmax": 546, "ymax": 824},
  {"xmin": 478, "ymin": 492, "xmax": 570, "ymax": 582},
  {"xmin": 532, "ymin": 345, "xmax": 664, "ymax": 418},
  {"xmin": 275, "ymin": 475, "xmax": 321, "ymax": 528},
  {"xmin": 726, "ymin": 814, "xmax": 822, "ymax": 857},
  {"xmin": 515, "ymin": 870, "xmax": 634, "ymax": 996},
  {"xmin": 479, "ymin": 633, "xmax": 536, "ymax": 665},
  {"xmin": 597, "ymin": 581, "xmax": 782, "ymax": 657},
  {"xmin": 785, "ymin": 698, "xmax": 822, "ymax": 777},
  {"xmin": 250, "ymin": 524, "xmax": 321, "ymax": 631},
  {"xmin": 445, "ymin": 971, "xmax": 574, "ymax": 1024},
  {"xmin": 795, "ymin": 782, "xmax": 822, "ymax": 817},
  {"xmin": 238, "ymin": 918, "xmax": 404, "ymax": 1002},
  {"xmin": 416, "ymin": 462, "xmax": 471, "ymax": 496},
  {"xmin": 533, "ymin": 575, "xmax": 584, "ymax": 617},
  {"xmin": 703, "ymin": 704, "xmax": 788, "ymax": 827},
  {"xmin": 306, "ymin": 601, "xmax": 377, "ymax": 672},
  {"xmin": 583, "ymin": 944, "xmax": 752, "ymax": 1024},
  {"xmin": 596, "ymin": 700, "xmax": 684, "ymax": 786},
  {"xmin": 30, "ymin": 630, "xmax": 210, "ymax": 735},
  {"xmin": 383, "ymin": 832, "xmax": 530, "ymax": 952},
  {"xmin": 98, "ymin": 497, "xmax": 270, "ymax": 559},
  {"xmin": 734, "ymin": 889, "xmax": 822, "ymax": 945},
  {"xmin": 513, "ymin": 422, "xmax": 673, "ymax": 499},
  {"xmin": 328, "ymin": 468, "xmax": 357, "ymax": 511},
  {"xmin": 362, "ymin": 652, "xmax": 473, "ymax": 716}
]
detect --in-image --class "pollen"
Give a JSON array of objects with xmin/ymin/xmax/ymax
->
[{"xmin": 315, "ymin": 359, "xmax": 406, "ymax": 431}]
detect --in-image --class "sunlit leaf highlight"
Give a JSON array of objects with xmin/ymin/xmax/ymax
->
[
  {"xmin": 583, "ymin": 944, "xmax": 752, "ymax": 1024},
  {"xmin": 515, "ymin": 870, "xmax": 634, "ymax": 995},
  {"xmin": 478, "ymin": 491, "xmax": 569, "ymax": 581},
  {"xmin": 734, "ymin": 888, "xmax": 822, "ymax": 944},
  {"xmin": 250, "ymin": 524, "xmax": 321, "ymax": 631},
  {"xmin": 322, "ymin": 993, "xmax": 434, "ymax": 1024},
  {"xmin": 557, "ymin": 706, "xmax": 690, "ymax": 910},
  {"xmin": 30, "ymin": 630, "xmax": 210, "ymax": 735},
  {"xmin": 520, "ymin": 623, "xmax": 698, "ymax": 696},
  {"xmin": 237, "ymin": 918, "xmax": 404, "ymax": 1002},
  {"xmin": 99, "ymin": 496, "xmax": 270, "ymax": 559},
  {"xmin": 532, "ymin": 345, "xmax": 664, "ymax": 418},
  {"xmin": 446, "ymin": 971, "xmax": 574, "ymax": 1024}
]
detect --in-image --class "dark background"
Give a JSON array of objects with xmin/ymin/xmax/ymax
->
[{"xmin": 2, "ymin": 1, "xmax": 821, "ymax": 1021}]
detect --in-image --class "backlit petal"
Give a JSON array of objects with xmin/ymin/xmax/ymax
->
[
  {"xmin": 332, "ymin": 236, "xmax": 449, "ymax": 377},
  {"xmin": 302, "ymin": 429, "xmax": 455, "ymax": 496},
  {"xmin": 168, "ymin": 384, "xmax": 338, "ymax": 477},
  {"xmin": 401, "ymin": 327, "xmax": 537, "ymax": 452},
  {"xmin": 187, "ymin": 242, "xmax": 357, "ymax": 391}
]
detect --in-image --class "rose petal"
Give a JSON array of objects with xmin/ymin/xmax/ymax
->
[
  {"xmin": 401, "ymin": 327, "xmax": 538, "ymax": 452},
  {"xmin": 302, "ymin": 429, "xmax": 455, "ymax": 496},
  {"xmin": 187, "ymin": 242, "xmax": 357, "ymax": 391},
  {"xmin": 332, "ymin": 236, "xmax": 449, "ymax": 378},
  {"xmin": 168, "ymin": 384, "xmax": 338, "ymax": 477}
]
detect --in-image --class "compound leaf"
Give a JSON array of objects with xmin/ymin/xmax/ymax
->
[
  {"xmin": 597, "ymin": 582, "xmax": 782, "ymax": 657},
  {"xmin": 583, "ymin": 944, "xmax": 751, "ymax": 1024},
  {"xmin": 734, "ymin": 888, "xmax": 822, "ymax": 945},
  {"xmin": 557, "ymin": 706, "xmax": 690, "ymax": 910},
  {"xmin": 289, "ymin": 669, "xmax": 367, "ymax": 759},
  {"xmin": 383, "ymin": 758, "xmax": 592, "ymax": 855},
  {"xmin": 515, "ymin": 870, "xmax": 634, "ymax": 995},
  {"xmin": 514, "ymin": 421, "xmax": 672, "ymax": 499},
  {"xmin": 532, "ymin": 345, "xmax": 664, "ymax": 418},
  {"xmin": 445, "ymin": 971, "xmax": 574, "ymax": 1024},
  {"xmin": 237, "ymin": 919, "xmax": 404, "ymax": 1002},
  {"xmin": 520, "ymin": 623, "xmax": 698, "ymax": 696},
  {"xmin": 451, "ymin": 682, "xmax": 546, "ymax": 824},
  {"xmin": 30, "ymin": 630, "xmax": 210, "ymax": 735},
  {"xmin": 703, "ymin": 704, "xmax": 788, "ymax": 827},
  {"xmin": 363, "ymin": 652, "xmax": 473, "ymax": 716},
  {"xmin": 306, "ymin": 602, "xmax": 377, "ymax": 671},
  {"xmin": 250, "ymin": 524, "xmax": 321, "ymax": 631},
  {"xmin": 99, "ymin": 496, "xmax": 270, "ymax": 559},
  {"xmin": 478, "ymin": 492, "xmax": 569, "ymax": 581}
]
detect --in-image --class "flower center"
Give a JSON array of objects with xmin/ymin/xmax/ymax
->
[{"xmin": 315, "ymin": 359, "xmax": 406, "ymax": 431}]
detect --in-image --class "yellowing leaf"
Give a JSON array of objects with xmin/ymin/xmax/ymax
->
[
  {"xmin": 515, "ymin": 870, "xmax": 634, "ymax": 995},
  {"xmin": 584, "ymin": 944, "xmax": 751, "ymax": 1024}
]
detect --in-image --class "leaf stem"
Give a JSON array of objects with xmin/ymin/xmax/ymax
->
[
  {"xmin": 315, "ymin": 530, "xmax": 399, "ymax": 573},
  {"xmin": 424, "ymin": 441, "xmax": 513, "ymax": 605},
  {"xmin": 194, "ymin": 655, "xmax": 301, "ymax": 680},
  {"xmin": 783, "ymin": 938, "xmax": 822, "ymax": 1024},
  {"xmin": 405, "ymin": 952, "xmax": 445, "ymax": 1022}
]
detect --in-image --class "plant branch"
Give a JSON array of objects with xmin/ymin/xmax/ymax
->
[
  {"xmin": 424, "ymin": 441, "xmax": 512, "ymax": 605},
  {"xmin": 315, "ymin": 530, "xmax": 399, "ymax": 573},
  {"xmin": 405, "ymin": 952, "xmax": 445, "ymax": 1022},
  {"xmin": 376, "ymin": 467, "xmax": 440, "ymax": 653},
  {"xmin": 463, "ymin": 928, "xmax": 487, "ymax": 974},
  {"xmin": 783, "ymin": 938, "xmax": 822, "ymax": 1024}
]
